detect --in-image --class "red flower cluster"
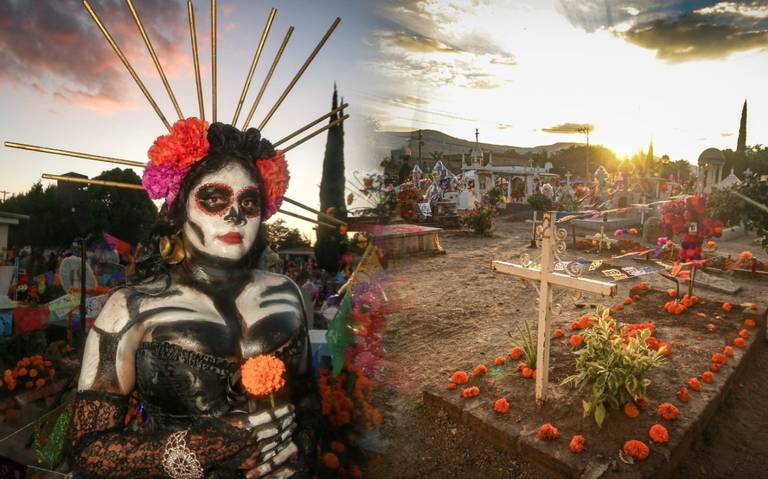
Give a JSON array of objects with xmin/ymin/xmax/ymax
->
[
  {"xmin": 659, "ymin": 194, "xmax": 723, "ymax": 261},
  {"xmin": 450, "ymin": 371, "xmax": 469, "ymax": 385},
  {"xmin": 473, "ymin": 364, "xmax": 488, "ymax": 377},
  {"xmin": 148, "ymin": 117, "xmax": 210, "ymax": 169},
  {"xmin": 571, "ymin": 314, "xmax": 593, "ymax": 330},
  {"xmin": 494, "ymin": 397, "xmax": 510, "ymax": 414},
  {"xmin": 462, "ymin": 386, "xmax": 480, "ymax": 398},
  {"xmin": 649, "ymin": 424, "xmax": 669, "ymax": 444},
  {"xmin": 623, "ymin": 439, "xmax": 650, "ymax": 460},
  {"xmin": 255, "ymin": 150, "xmax": 290, "ymax": 219},
  {"xmin": 510, "ymin": 347, "xmax": 524, "ymax": 360},
  {"xmin": 657, "ymin": 402, "xmax": 679, "ymax": 421},
  {"xmin": 537, "ymin": 423, "xmax": 560, "ymax": 441},
  {"xmin": 569, "ymin": 435, "xmax": 586, "ymax": 453}
]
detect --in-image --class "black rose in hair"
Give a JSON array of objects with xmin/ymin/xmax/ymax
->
[{"xmin": 207, "ymin": 123, "xmax": 275, "ymax": 162}]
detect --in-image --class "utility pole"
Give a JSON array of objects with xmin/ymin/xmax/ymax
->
[
  {"xmin": 577, "ymin": 127, "xmax": 590, "ymax": 177},
  {"xmin": 0, "ymin": 190, "xmax": 10, "ymax": 202},
  {"xmin": 418, "ymin": 129, "xmax": 424, "ymax": 170}
]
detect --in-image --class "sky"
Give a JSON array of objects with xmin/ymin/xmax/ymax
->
[
  {"xmin": 2, "ymin": 1, "xmax": 768, "ymax": 238},
  {"xmin": 0, "ymin": 0, "xmax": 380, "ymax": 240},
  {"xmin": 365, "ymin": 0, "xmax": 768, "ymax": 162}
]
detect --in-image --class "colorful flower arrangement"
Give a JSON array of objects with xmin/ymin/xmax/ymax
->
[
  {"xmin": 659, "ymin": 194, "xmax": 723, "ymax": 261},
  {"xmin": 1, "ymin": 355, "xmax": 56, "ymax": 392},
  {"xmin": 142, "ymin": 117, "xmax": 289, "ymax": 218}
]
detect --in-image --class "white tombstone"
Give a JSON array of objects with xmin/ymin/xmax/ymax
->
[{"xmin": 59, "ymin": 256, "xmax": 98, "ymax": 292}]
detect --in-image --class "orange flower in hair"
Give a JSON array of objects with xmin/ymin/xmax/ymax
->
[
  {"xmin": 537, "ymin": 423, "xmax": 560, "ymax": 441},
  {"xmin": 623, "ymin": 439, "xmax": 650, "ymax": 460},
  {"xmin": 569, "ymin": 435, "xmax": 586, "ymax": 453},
  {"xmin": 649, "ymin": 424, "xmax": 669, "ymax": 444},
  {"xmin": 241, "ymin": 355, "xmax": 286, "ymax": 399},
  {"xmin": 657, "ymin": 402, "xmax": 679, "ymax": 421},
  {"xmin": 450, "ymin": 371, "xmax": 469, "ymax": 385},
  {"xmin": 473, "ymin": 364, "xmax": 488, "ymax": 377}
]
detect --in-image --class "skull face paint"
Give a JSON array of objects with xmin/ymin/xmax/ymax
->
[{"xmin": 183, "ymin": 162, "xmax": 262, "ymax": 261}]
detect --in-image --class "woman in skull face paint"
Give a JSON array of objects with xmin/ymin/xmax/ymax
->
[{"xmin": 69, "ymin": 123, "xmax": 321, "ymax": 479}]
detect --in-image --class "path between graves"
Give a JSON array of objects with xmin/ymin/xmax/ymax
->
[{"xmin": 369, "ymin": 218, "xmax": 768, "ymax": 479}]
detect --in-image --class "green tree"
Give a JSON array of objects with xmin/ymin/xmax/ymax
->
[
  {"xmin": 314, "ymin": 85, "xmax": 347, "ymax": 272},
  {"xmin": 267, "ymin": 219, "xmax": 311, "ymax": 251},
  {"xmin": 737, "ymin": 100, "xmax": 747, "ymax": 158},
  {"xmin": 548, "ymin": 145, "xmax": 619, "ymax": 175},
  {"xmin": 86, "ymin": 168, "xmax": 157, "ymax": 244}
]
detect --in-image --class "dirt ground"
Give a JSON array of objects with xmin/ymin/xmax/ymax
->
[{"xmin": 369, "ymin": 216, "xmax": 768, "ymax": 479}]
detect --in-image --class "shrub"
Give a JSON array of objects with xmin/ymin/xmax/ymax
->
[
  {"xmin": 562, "ymin": 306, "xmax": 667, "ymax": 427},
  {"xmin": 459, "ymin": 193, "xmax": 497, "ymax": 236},
  {"xmin": 527, "ymin": 192, "xmax": 554, "ymax": 213}
]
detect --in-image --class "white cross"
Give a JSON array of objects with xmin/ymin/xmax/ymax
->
[
  {"xmin": 564, "ymin": 171, "xmax": 572, "ymax": 186},
  {"xmin": 492, "ymin": 211, "xmax": 617, "ymax": 407}
]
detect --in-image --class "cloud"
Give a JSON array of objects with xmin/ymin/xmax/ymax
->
[
  {"xmin": 390, "ymin": 95, "xmax": 429, "ymax": 106},
  {"xmin": 0, "ymin": 0, "xmax": 189, "ymax": 112},
  {"xmin": 377, "ymin": 31, "xmax": 456, "ymax": 53},
  {"xmin": 497, "ymin": 123, "xmax": 514, "ymax": 130},
  {"xmin": 721, "ymin": 132, "xmax": 735, "ymax": 137},
  {"xmin": 490, "ymin": 55, "xmax": 517, "ymax": 66},
  {"xmin": 695, "ymin": 2, "xmax": 768, "ymax": 19},
  {"xmin": 622, "ymin": 13, "xmax": 768, "ymax": 61},
  {"xmin": 541, "ymin": 122, "xmax": 595, "ymax": 134}
]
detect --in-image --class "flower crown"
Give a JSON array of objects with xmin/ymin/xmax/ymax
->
[{"xmin": 141, "ymin": 117, "xmax": 289, "ymax": 219}]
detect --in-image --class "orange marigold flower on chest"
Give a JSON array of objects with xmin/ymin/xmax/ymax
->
[
  {"xmin": 734, "ymin": 337, "xmax": 746, "ymax": 348},
  {"xmin": 510, "ymin": 347, "xmax": 524, "ymax": 360},
  {"xmin": 494, "ymin": 397, "xmax": 510, "ymax": 414},
  {"xmin": 678, "ymin": 387, "xmax": 689, "ymax": 403},
  {"xmin": 657, "ymin": 402, "xmax": 679, "ymax": 421},
  {"xmin": 569, "ymin": 434, "xmax": 586, "ymax": 453},
  {"xmin": 494, "ymin": 356, "xmax": 507, "ymax": 366},
  {"xmin": 624, "ymin": 402, "xmax": 640, "ymax": 418},
  {"xmin": 473, "ymin": 364, "xmax": 488, "ymax": 377},
  {"xmin": 462, "ymin": 386, "xmax": 480, "ymax": 398},
  {"xmin": 724, "ymin": 346, "xmax": 734, "ymax": 357},
  {"xmin": 701, "ymin": 371, "xmax": 714, "ymax": 384},
  {"xmin": 623, "ymin": 439, "xmax": 650, "ymax": 460},
  {"xmin": 744, "ymin": 319, "xmax": 756, "ymax": 329},
  {"xmin": 688, "ymin": 377, "xmax": 701, "ymax": 391},
  {"xmin": 649, "ymin": 424, "xmax": 669, "ymax": 444},
  {"xmin": 537, "ymin": 423, "xmax": 560, "ymax": 441},
  {"xmin": 241, "ymin": 355, "xmax": 286, "ymax": 397},
  {"xmin": 450, "ymin": 371, "xmax": 469, "ymax": 385}
]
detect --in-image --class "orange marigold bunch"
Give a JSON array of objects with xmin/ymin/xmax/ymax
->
[
  {"xmin": 571, "ymin": 315, "xmax": 593, "ymax": 330},
  {"xmin": 688, "ymin": 378, "xmax": 701, "ymax": 391},
  {"xmin": 649, "ymin": 424, "xmax": 669, "ymax": 444},
  {"xmin": 701, "ymin": 371, "xmax": 714, "ymax": 384},
  {"xmin": 712, "ymin": 353, "xmax": 727, "ymax": 365},
  {"xmin": 623, "ymin": 440, "xmax": 650, "ymax": 461},
  {"xmin": 738, "ymin": 329, "xmax": 750, "ymax": 339},
  {"xmin": 494, "ymin": 356, "xmax": 507, "ymax": 366},
  {"xmin": 473, "ymin": 364, "xmax": 488, "ymax": 377},
  {"xmin": 657, "ymin": 402, "xmax": 679, "ymax": 421},
  {"xmin": 537, "ymin": 423, "xmax": 560, "ymax": 441},
  {"xmin": 724, "ymin": 346, "xmax": 734, "ymax": 357},
  {"xmin": 710, "ymin": 363, "xmax": 721, "ymax": 373},
  {"xmin": 677, "ymin": 387, "xmax": 689, "ymax": 403},
  {"xmin": 744, "ymin": 319, "xmax": 756, "ymax": 329},
  {"xmin": 722, "ymin": 303, "xmax": 733, "ymax": 312},
  {"xmin": 450, "ymin": 371, "xmax": 469, "ymax": 385},
  {"xmin": 319, "ymin": 369, "xmax": 355, "ymax": 427},
  {"xmin": 521, "ymin": 367, "xmax": 535, "ymax": 379},
  {"xmin": 569, "ymin": 334, "xmax": 583, "ymax": 348},
  {"xmin": 462, "ymin": 386, "xmax": 480, "ymax": 398},
  {"xmin": 241, "ymin": 355, "xmax": 286, "ymax": 397},
  {"xmin": 494, "ymin": 397, "xmax": 510, "ymax": 414},
  {"xmin": 733, "ymin": 337, "xmax": 746, "ymax": 348},
  {"xmin": 569, "ymin": 435, "xmax": 586, "ymax": 453},
  {"xmin": 510, "ymin": 347, "xmax": 524, "ymax": 360}
]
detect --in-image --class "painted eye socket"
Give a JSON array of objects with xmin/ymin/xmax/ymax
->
[
  {"xmin": 195, "ymin": 183, "xmax": 233, "ymax": 215},
  {"xmin": 237, "ymin": 186, "xmax": 261, "ymax": 218}
]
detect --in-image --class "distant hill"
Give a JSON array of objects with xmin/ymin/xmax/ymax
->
[{"xmin": 374, "ymin": 129, "xmax": 579, "ymax": 158}]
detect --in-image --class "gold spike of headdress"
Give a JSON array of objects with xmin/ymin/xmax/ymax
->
[{"xmin": 5, "ymin": 1, "xmax": 348, "ymax": 231}]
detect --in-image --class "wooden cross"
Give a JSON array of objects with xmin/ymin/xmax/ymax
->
[{"xmin": 492, "ymin": 211, "xmax": 617, "ymax": 407}]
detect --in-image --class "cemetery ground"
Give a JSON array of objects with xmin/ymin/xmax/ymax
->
[{"xmin": 371, "ymin": 216, "xmax": 768, "ymax": 479}]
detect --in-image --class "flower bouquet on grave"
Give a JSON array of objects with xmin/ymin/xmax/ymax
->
[{"xmin": 241, "ymin": 355, "xmax": 286, "ymax": 410}]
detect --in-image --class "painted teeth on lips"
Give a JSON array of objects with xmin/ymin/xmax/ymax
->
[{"xmin": 217, "ymin": 232, "xmax": 243, "ymax": 244}]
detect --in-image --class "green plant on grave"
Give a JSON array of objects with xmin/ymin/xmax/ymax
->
[
  {"xmin": 510, "ymin": 317, "xmax": 537, "ymax": 367},
  {"xmin": 562, "ymin": 306, "xmax": 666, "ymax": 428}
]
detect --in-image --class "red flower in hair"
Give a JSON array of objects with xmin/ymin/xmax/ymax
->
[
  {"xmin": 255, "ymin": 150, "xmax": 289, "ymax": 219},
  {"xmin": 148, "ymin": 117, "xmax": 209, "ymax": 169}
]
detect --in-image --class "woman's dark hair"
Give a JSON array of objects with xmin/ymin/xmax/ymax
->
[{"xmin": 133, "ymin": 123, "xmax": 275, "ymax": 283}]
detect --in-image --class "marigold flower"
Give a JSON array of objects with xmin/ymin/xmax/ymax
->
[
  {"xmin": 516, "ymin": 362, "xmax": 528, "ymax": 372},
  {"xmin": 28, "ymin": 369, "xmax": 38, "ymax": 378},
  {"xmin": 624, "ymin": 297, "xmax": 633, "ymax": 305},
  {"xmin": 710, "ymin": 363, "xmax": 721, "ymax": 373},
  {"xmin": 34, "ymin": 378, "xmax": 45, "ymax": 389},
  {"xmin": 462, "ymin": 386, "xmax": 480, "ymax": 398},
  {"xmin": 16, "ymin": 368, "xmax": 27, "ymax": 377},
  {"xmin": 634, "ymin": 395, "xmax": 649, "ymax": 411},
  {"xmin": 537, "ymin": 423, "xmax": 560, "ymax": 441},
  {"xmin": 615, "ymin": 304, "xmax": 624, "ymax": 311},
  {"xmin": 724, "ymin": 346, "xmax": 734, "ymax": 357},
  {"xmin": 241, "ymin": 355, "xmax": 286, "ymax": 397},
  {"xmin": 739, "ymin": 250, "xmax": 754, "ymax": 261},
  {"xmin": 678, "ymin": 387, "xmax": 689, "ymax": 403},
  {"xmin": 330, "ymin": 441, "xmax": 345, "ymax": 454},
  {"xmin": 510, "ymin": 347, "xmax": 524, "ymax": 360},
  {"xmin": 632, "ymin": 294, "xmax": 641, "ymax": 301},
  {"xmin": 20, "ymin": 358, "xmax": 30, "ymax": 367},
  {"xmin": 494, "ymin": 397, "xmax": 510, "ymax": 414},
  {"xmin": 522, "ymin": 367, "xmax": 534, "ymax": 379},
  {"xmin": 734, "ymin": 337, "xmax": 746, "ymax": 348},
  {"xmin": 321, "ymin": 452, "xmax": 340, "ymax": 470},
  {"xmin": 473, "ymin": 364, "xmax": 488, "ymax": 377},
  {"xmin": 739, "ymin": 329, "xmax": 749, "ymax": 339},
  {"xmin": 569, "ymin": 334, "xmax": 583, "ymax": 348},
  {"xmin": 700, "ymin": 371, "xmax": 713, "ymax": 384},
  {"xmin": 450, "ymin": 371, "xmax": 469, "ymax": 385},
  {"xmin": 494, "ymin": 356, "xmax": 507, "ymax": 366},
  {"xmin": 722, "ymin": 303, "xmax": 733, "ymax": 312},
  {"xmin": 668, "ymin": 289, "xmax": 677, "ymax": 298},
  {"xmin": 688, "ymin": 378, "xmax": 701, "ymax": 391},
  {"xmin": 623, "ymin": 439, "xmax": 649, "ymax": 460},
  {"xmin": 553, "ymin": 329, "xmax": 564, "ymax": 338},
  {"xmin": 649, "ymin": 424, "xmax": 669, "ymax": 444},
  {"xmin": 624, "ymin": 402, "xmax": 640, "ymax": 418},
  {"xmin": 657, "ymin": 402, "xmax": 679, "ymax": 421},
  {"xmin": 744, "ymin": 319, "xmax": 756, "ymax": 329},
  {"xmin": 447, "ymin": 383, "xmax": 457, "ymax": 390},
  {"xmin": 25, "ymin": 381, "xmax": 33, "ymax": 389},
  {"xmin": 712, "ymin": 353, "xmax": 728, "ymax": 365},
  {"xmin": 569, "ymin": 435, "xmax": 586, "ymax": 453}
]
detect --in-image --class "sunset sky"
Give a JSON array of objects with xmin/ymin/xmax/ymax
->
[
  {"xmin": 2, "ymin": 1, "xmax": 768, "ymax": 238},
  {"xmin": 365, "ymin": 0, "xmax": 768, "ymax": 162}
]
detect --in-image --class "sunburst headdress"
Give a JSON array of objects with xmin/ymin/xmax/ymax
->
[{"xmin": 5, "ymin": 0, "xmax": 347, "ymax": 230}]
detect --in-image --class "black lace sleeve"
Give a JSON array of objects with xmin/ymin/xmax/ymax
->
[{"xmin": 69, "ymin": 390, "xmax": 250, "ymax": 478}]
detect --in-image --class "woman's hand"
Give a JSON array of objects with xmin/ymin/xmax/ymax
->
[{"xmin": 217, "ymin": 404, "xmax": 299, "ymax": 478}]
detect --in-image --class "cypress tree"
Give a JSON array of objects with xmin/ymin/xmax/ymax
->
[
  {"xmin": 314, "ymin": 85, "xmax": 347, "ymax": 272},
  {"xmin": 737, "ymin": 99, "xmax": 747, "ymax": 158}
]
